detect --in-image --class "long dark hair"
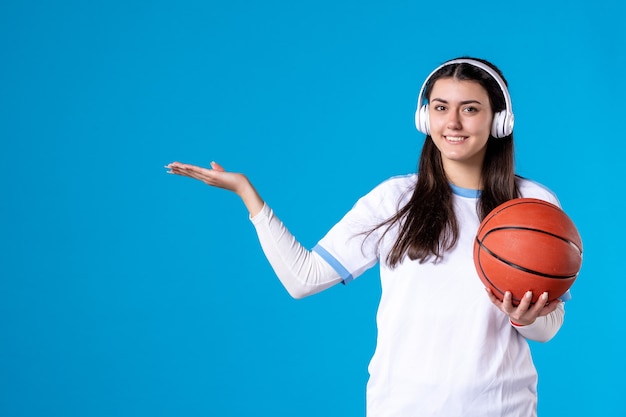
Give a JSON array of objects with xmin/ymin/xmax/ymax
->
[{"xmin": 376, "ymin": 57, "xmax": 519, "ymax": 266}]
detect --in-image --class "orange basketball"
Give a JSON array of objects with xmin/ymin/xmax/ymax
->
[{"xmin": 473, "ymin": 198, "xmax": 583, "ymax": 304}]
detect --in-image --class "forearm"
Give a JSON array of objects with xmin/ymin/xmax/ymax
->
[
  {"xmin": 511, "ymin": 302, "xmax": 565, "ymax": 342},
  {"xmin": 250, "ymin": 204, "xmax": 342, "ymax": 299}
]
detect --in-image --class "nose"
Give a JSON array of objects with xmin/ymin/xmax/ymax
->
[{"xmin": 446, "ymin": 110, "xmax": 462, "ymax": 130}]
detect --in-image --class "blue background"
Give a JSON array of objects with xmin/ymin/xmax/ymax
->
[{"xmin": 1, "ymin": 0, "xmax": 624, "ymax": 416}]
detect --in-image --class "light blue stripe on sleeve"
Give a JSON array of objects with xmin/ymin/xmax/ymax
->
[{"xmin": 312, "ymin": 244, "xmax": 354, "ymax": 285}]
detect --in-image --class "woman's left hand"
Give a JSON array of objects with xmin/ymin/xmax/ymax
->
[{"xmin": 485, "ymin": 289, "xmax": 560, "ymax": 326}]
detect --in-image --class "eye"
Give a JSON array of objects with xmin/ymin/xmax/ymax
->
[
  {"xmin": 433, "ymin": 105, "xmax": 446, "ymax": 111},
  {"xmin": 463, "ymin": 106, "xmax": 478, "ymax": 113}
]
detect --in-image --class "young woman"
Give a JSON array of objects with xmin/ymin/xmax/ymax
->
[{"xmin": 166, "ymin": 57, "xmax": 567, "ymax": 417}]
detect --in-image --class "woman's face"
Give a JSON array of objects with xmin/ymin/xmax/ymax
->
[{"xmin": 428, "ymin": 77, "xmax": 493, "ymax": 173}]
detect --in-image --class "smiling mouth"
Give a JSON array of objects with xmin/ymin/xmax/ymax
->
[{"xmin": 444, "ymin": 136, "xmax": 468, "ymax": 143}]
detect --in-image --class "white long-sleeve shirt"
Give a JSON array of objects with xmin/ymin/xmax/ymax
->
[{"xmin": 250, "ymin": 175, "xmax": 566, "ymax": 417}]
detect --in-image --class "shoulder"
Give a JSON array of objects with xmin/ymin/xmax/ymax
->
[
  {"xmin": 516, "ymin": 176, "xmax": 561, "ymax": 206},
  {"xmin": 365, "ymin": 174, "xmax": 417, "ymax": 205},
  {"xmin": 347, "ymin": 174, "xmax": 417, "ymax": 219},
  {"xmin": 370, "ymin": 173, "xmax": 417, "ymax": 195}
]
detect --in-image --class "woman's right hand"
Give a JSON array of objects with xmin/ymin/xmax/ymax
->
[
  {"xmin": 165, "ymin": 161, "xmax": 265, "ymax": 216},
  {"xmin": 166, "ymin": 161, "xmax": 246, "ymax": 192}
]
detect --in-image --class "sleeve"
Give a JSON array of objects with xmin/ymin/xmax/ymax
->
[
  {"xmin": 511, "ymin": 301, "xmax": 565, "ymax": 342},
  {"xmin": 249, "ymin": 204, "xmax": 343, "ymax": 299},
  {"xmin": 312, "ymin": 180, "xmax": 397, "ymax": 284}
]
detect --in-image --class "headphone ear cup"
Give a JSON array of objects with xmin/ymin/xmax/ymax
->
[
  {"xmin": 415, "ymin": 105, "xmax": 430, "ymax": 135},
  {"xmin": 503, "ymin": 112, "xmax": 514, "ymax": 137},
  {"xmin": 491, "ymin": 111, "xmax": 505, "ymax": 138},
  {"xmin": 491, "ymin": 111, "xmax": 514, "ymax": 138}
]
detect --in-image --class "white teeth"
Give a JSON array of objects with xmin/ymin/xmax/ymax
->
[{"xmin": 445, "ymin": 136, "xmax": 466, "ymax": 142}]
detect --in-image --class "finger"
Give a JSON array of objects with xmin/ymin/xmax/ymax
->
[
  {"xmin": 169, "ymin": 166, "xmax": 213, "ymax": 183},
  {"xmin": 166, "ymin": 162, "xmax": 204, "ymax": 172},
  {"xmin": 516, "ymin": 291, "xmax": 533, "ymax": 312},
  {"xmin": 210, "ymin": 161, "xmax": 225, "ymax": 172},
  {"xmin": 530, "ymin": 292, "xmax": 549, "ymax": 315},
  {"xmin": 501, "ymin": 291, "xmax": 515, "ymax": 313},
  {"xmin": 173, "ymin": 163, "xmax": 210, "ymax": 177},
  {"xmin": 485, "ymin": 288, "xmax": 502, "ymax": 306},
  {"xmin": 165, "ymin": 162, "xmax": 187, "ymax": 174},
  {"xmin": 167, "ymin": 164, "xmax": 195, "ymax": 177},
  {"xmin": 165, "ymin": 161, "xmax": 185, "ymax": 169},
  {"xmin": 539, "ymin": 300, "xmax": 560, "ymax": 316}
]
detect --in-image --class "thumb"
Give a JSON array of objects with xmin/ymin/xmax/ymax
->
[{"xmin": 210, "ymin": 161, "xmax": 225, "ymax": 172}]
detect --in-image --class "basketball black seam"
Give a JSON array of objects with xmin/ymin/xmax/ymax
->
[
  {"xmin": 475, "ymin": 236, "xmax": 580, "ymax": 280},
  {"xmin": 481, "ymin": 226, "xmax": 583, "ymax": 255},
  {"xmin": 478, "ymin": 200, "xmax": 566, "ymax": 235},
  {"xmin": 475, "ymin": 249, "xmax": 523, "ymax": 304}
]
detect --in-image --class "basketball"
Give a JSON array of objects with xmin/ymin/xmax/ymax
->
[{"xmin": 473, "ymin": 198, "xmax": 583, "ymax": 304}]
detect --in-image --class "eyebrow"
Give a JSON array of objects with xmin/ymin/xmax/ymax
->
[{"xmin": 431, "ymin": 98, "xmax": 483, "ymax": 105}]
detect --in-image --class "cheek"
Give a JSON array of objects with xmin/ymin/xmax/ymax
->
[
  {"xmin": 469, "ymin": 115, "xmax": 493, "ymax": 135},
  {"xmin": 428, "ymin": 111, "xmax": 446, "ymax": 129}
]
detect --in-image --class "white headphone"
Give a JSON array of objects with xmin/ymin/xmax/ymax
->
[{"xmin": 414, "ymin": 58, "xmax": 515, "ymax": 138}]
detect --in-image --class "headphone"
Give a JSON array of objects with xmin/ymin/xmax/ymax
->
[{"xmin": 414, "ymin": 58, "xmax": 515, "ymax": 138}]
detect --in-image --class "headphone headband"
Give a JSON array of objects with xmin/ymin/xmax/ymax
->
[{"xmin": 414, "ymin": 58, "xmax": 515, "ymax": 138}]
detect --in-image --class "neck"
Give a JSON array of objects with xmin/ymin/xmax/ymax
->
[{"xmin": 443, "ymin": 160, "xmax": 483, "ymax": 190}]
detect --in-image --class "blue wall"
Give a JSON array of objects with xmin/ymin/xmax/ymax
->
[{"xmin": 1, "ymin": 0, "xmax": 624, "ymax": 416}]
